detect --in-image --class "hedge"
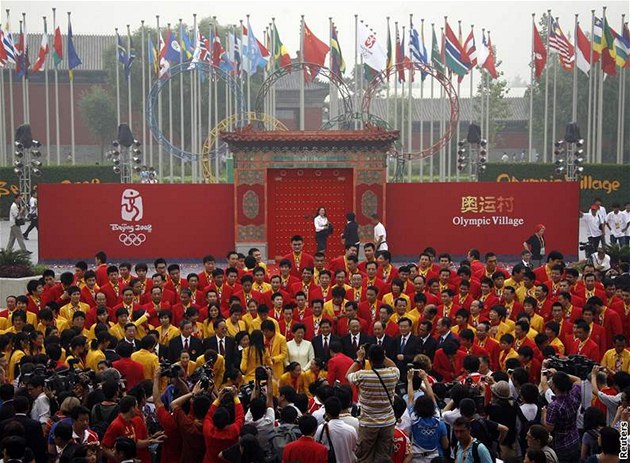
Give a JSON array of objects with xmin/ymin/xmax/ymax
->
[
  {"xmin": 478, "ymin": 163, "xmax": 630, "ymax": 209},
  {"xmin": 0, "ymin": 165, "xmax": 119, "ymax": 217}
]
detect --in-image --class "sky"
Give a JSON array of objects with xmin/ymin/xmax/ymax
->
[{"xmin": 4, "ymin": 0, "xmax": 628, "ymax": 89}]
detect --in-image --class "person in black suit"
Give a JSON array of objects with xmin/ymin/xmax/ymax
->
[
  {"xmin": 435, "ymin": 317, "xmax": 458, "ymax": 348},
  {"xmin": 311, "ymin": 319, "xmax": 340, "ymax": 364},
  {"xmin": 394, "ymin": 317, "xmax": 421, "ymax": 380},
  {"xmin": 0, "ymin": 384, "xmax": 15, "ymax": 421},
  {"xmin": 341, "ymin": 319, "xmax": 374, "ymax": 359},
  {"xmin": 168, "ymin": 319, "xmax": 203, "ymax": 362},
  {"xmin": 372, "ymin": 321, "xmax": 397, "ymax": 360},
  {"xmin": 0, "ymin": 396, "xmax": 47, "ymax": 463},
  {"xmin": 203, "ymin": 320, "xmax": 236, "ymax": 366},
  {"xmin": 417, "ymin": 320, "xmax": 438, "ymax": 361}
]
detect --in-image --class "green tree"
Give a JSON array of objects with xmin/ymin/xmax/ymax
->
[
  {"xmin": 79, "ymin": 86, "xmax": 117, "ymax": 162},
  {"xmin": 473, "ymin": 66, "xmax": 511, "ymax": 147}
]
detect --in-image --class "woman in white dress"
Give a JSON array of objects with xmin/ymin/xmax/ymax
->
[
  {"xmin": 314, "ymin": 207, "xmax": 330, "ymax": 253},
  {"xmin": 286, "ymin": 323, "xmax": 314, "ymax": 370}
]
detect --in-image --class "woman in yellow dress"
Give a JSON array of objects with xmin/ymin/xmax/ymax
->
[
  {"xmin": 27, "ymin": 331, "xmax": 45, "ymax": 356},
  {"xmin": 175, "ymin": 350, "xmax": 198, "ymax": 382},
  {"xmin": 203, "ymin": 305, "xmax": 222, "ymax": 338},
  {"xmin": 86, "ymin": 330, "xmax": 110, "ymax": 372},
  {"xmin": 301, "ymin": 358, "xmax": 327, "ymax": 397},
  {"xmin": 8, "ymin": 332, "xmax": 28, "ymax": 383},
  {"xmin": 240, "ymin": 329, "xmax": 271, "ymax": 382},
  {"xmin": 279, "ymin": 361, "xmax": 308, "ymax": 394}
]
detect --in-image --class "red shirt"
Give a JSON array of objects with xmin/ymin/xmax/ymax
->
[
  {"xmin": 326, "ymin": 352, "xmax": 354, "ymax": 385},
  {"xmin": 282, "ymin": 436, "xmax": 328, "ymax": 463},
  {"xmin": 95, "ymin": 264, "xmax": 109, "ymax": 287},
  {"xmin": 282, "ymin": 252, "xmax": 315, "ymax": 278},
  {"xmin": 80, "ymin": 286, "xmax": 99, "ymax": 308},
  {"xmin": 391, "ymin": 428, "xmax": 411, "ymax": 463},
  {"xmin": 203, "ymin": 402, "xmax": 244, "ymax": 463},
  {"xmin": 112, "ymin": 357, "xmax": 145, "ymax": 390},
  {"xmin": 99, "ymin": 283, "xmax": 123, "ymax": 308},
  {"xmin": 433, "ymin": 349, "xmax": 467, "ymax": 382},
  {"xmin": 567, "ymin": 338, "xmax": 600, "ymax": 362},
  {"xmin": 475, "ymin": 337, "xmax": 501, "ymax": 371},
  {"xmin": 156, "ymin": 406, "xmax": 183, "ymax": 463},
  {"xmin": 102, "ymin": 413, "xmax": 150, "ymax": 463}
]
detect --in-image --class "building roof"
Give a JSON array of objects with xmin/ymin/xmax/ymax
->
[{"xmin": 221, "ymin": 125, "xmax": 399, "ymax": 143}]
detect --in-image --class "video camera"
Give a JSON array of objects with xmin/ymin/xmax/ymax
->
[
  {"xmin": 159, "ymin": 360, "xmax": 183, "ymax": 379},
  {"xmin": 545, "ymin": 354, "xmax": 597, "ymax": 380},
  {"xmin": 579, "ymin": 241, "xmax": 596, "ymax": 259},
  {"xmin": 189, "ymin": 359, "xmax": 215, "ymax": 390}
]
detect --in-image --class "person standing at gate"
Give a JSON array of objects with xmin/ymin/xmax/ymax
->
[
  {"xmin": 6, "ymin": 194, "xmax": 28, "ymax": 252},
  {"xmin": 371, "ymin": 214, "xmax": 388, "ymax": 251},
  {"xmin": 341, "ymin": 212, "xmax": 360, "ymax": 248},
  {"xmin": 314, "ymin": 207, "xmax": 330, "ymax": 254},
  {"xmin": 23, "ymin": 190, "xmax": 38, "ymax": 240}
]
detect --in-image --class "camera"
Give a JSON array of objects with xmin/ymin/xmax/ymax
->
[
  {"xmin": 189, "ymin": 362, "xmax": 215, "ymax": 390},
  {"xmin": 579, "ymin": 241, "xmax": 596, "ymax": 258},
  {"xmin": 159, "ymin": 360, "xmax": 183, "ymax": 379},
  {"xmin": 546, "ymin": 354, "xmax": 597, "ymax": 380},
  {"xmin": 255, "ymin": 366, "xmax": 268, "ymax": 382}
]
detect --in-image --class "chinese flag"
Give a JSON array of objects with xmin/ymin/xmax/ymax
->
[
  {"xmin": 533, "ymin": 23, "xmax": 547, "ymax": 80},
  {"xmin": 303, "ymin": 23, "xmax": 329, "ymax": 82}
]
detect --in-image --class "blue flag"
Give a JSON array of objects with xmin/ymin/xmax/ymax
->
[
  {"xmin": 244, "ymin": 21, "xmax": 264, "ymax": 75},
  {"xmin": 180, "ymin": 24, "xmax": 194, "ymax": 60},
  {"xmin": 67, "ymin": 18, "xmax": 82, "ymax": 75},
  {"xmin": 164, "ymin": 29, "xmax": 181, "ymax": 63}
]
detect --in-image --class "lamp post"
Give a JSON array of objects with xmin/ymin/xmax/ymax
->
[
  {"xmin": 107, "ymin": 123, "xmax": 156, "ymax": 183},
  {"xmin": 13, "ymin": 124, "xmax": 44, "ymax": 206}
]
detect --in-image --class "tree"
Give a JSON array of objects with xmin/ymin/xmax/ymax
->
[
  {"xmin": 79, "ymin": 86, "xmax": 117, "ymax": 162},
  {"xmin": 473, "ymin": 67, "xmax": 511, "ymax": 146}
]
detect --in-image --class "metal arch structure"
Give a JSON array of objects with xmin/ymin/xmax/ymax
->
[
  {"xmin": 361, "ymin": 61, "xmax": 460, "ymax": 160},
  {"xmin": 146, "ymin": 62, "xmax": 245, "ymax": 162},
  {"xmin": 254, "ymin": 62, "xmax": 354, "ymax": 116},
  {"xmin": 201, "ymin": 112, "xmax": 288, "ymax": 183}
]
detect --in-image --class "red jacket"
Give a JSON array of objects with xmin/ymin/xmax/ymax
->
[
  {"xmin": 99, "ymin": 283, "xmax": 122, "ymax": 308},
  {"xmin": 112, "ymin": 357, "xmax": 145, "ymax": 390},
  {"xmin": 203, "ymin": 402, "xmax": 244, "ymax": 463},
  {"xmin": 566, "ymin": 338, "xmax": 600, "ymax": 362},
  {"xmin": 433, "ymin": 348, "xmax": 467, "ymax": 382},
  {"xmin": 282, "ymin": 252, "xmax": 315, "ymax": 278},
  {"xmin": 326, "ymin": 353, "xmax": 354, "ymax": 385},
  {"xmin": 282, "ymin": 436, "xmax": 328, "ymax": 463}
]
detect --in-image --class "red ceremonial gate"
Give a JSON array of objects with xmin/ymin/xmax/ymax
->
[{"xmin": 266, "ymin": 168, "xmax": 354, "ymax": 258}]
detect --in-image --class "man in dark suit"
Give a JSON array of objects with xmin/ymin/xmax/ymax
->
[
  {"xmin": 312, "ymin": 319, "xmax": 340, "ymax": 364},
  {"xmin": 0, "ymin": 396, "xmax": 46, "ymax": 463},
  {"xmin": 372, "ymin": 320, "xmax": 397, "ymax": 360},
  {"xmin": 341, "ymin": 318, "xmax": 374, "ymax": 359},
  {"xmin": 203, "ymin": 319, "xmax": 236, "ymax": 366},
  {"xmin": 435, "ymin": 317, "xmax": 458, "ymax": 348},
  {"xmin": 168, "ymin": 319, "xmax": 203, "ymax": 362},
  {"xmin": 394, "ymin": 317, "xmax": 421, "ymax": 380},
  {"xmin": 417, "ymin": 320, "xmax": 438, "ymax": 361}
]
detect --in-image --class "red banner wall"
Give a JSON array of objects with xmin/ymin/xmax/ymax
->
[
  {"xmin": 385, "ymin": 182, "xmax": 580, "ymax": 258},
  {"xmin": 39, "ymin": 184, "xmax": 234, "ymax": 261}
]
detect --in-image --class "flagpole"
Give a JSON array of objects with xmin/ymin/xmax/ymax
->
[
  {"xmin": 401, "ymin": 24, "xmax": 406, "ymax": 171},
  {"xmin": 192, "ymin": 14, "xmax": 197, "ymax": 182},
  {"xmin": 354, "ymin": 15, "xmax": 358, "ymax": 130},
  {"xmin": 166, "ymin": 23, "xmax": 174, "ymax": 181},
  {"xmin": 213, "ymin": 16, "xmax": 219, "ymax": 181},
  {"xmin": 616, "ymin": 14, "xmax": 625, "ymax": 164},
  {"xmin": 41, "ymin": 16, "xmax": 50, "ymax": 166},
  {"xmin": 440, "ymin": 26, "xmax": 445, "ymax": 182},
  {"xmin": 480, "ymin": 29, "xmax": 485, "ymax": 150},
  {"xmin": 22, "ymin": 13, "xmax": 29, "ymax": 124},
  {"xmin": 208, "ymin": 22, "xmax": 213, "ymax": 180},
  {"xmin": 156, "ymin": 16, "xmax": 163, "ymax": 181},
  {"xmin": 586, "ymin": 10, "xmax": 594, "ymax": 163},
  {"xmin": 543, "ymin": 10, "xmax": 550, "ymax": 163},
  {"xmin": 19, "ymin": 19, "xmax": 26, "ymax": 124},
  {"xmin": 115, "ymin": 28, "xmax": 121, "ymax": 126},
  {"xmin": 386, "ymin": 17, "xmax": 391, "ymax": 129},
  {"xmin": 147, "ymin": 21, "xmax": 154, "ymax": 170},
  {"xmin": 126, "ymin": 24, "xmax": 133, "ymax": 131},
  {"xmin": 597, "ymin": 7, "xmax": 606, "ymax": 163},
  {"xmin": 246, "ymin": 14, "xmax": 251, "ymax": 119},
  {"xmin": 529, "ymin": 14, "xmax": 535, "ymax": 162},
  {"xmin": 429, "ymin": 23, "xmax": 435, "ymax": 182},
  {"xmin": 469, "ymin": 25, "xmax": 474, "ymax": 124},
  {"xmin": 420, "ymin": 18, "xmax": 425, "ymax": 181},
  {"xmin": 68, "ymin": 12, "xmax": 75, "ymax": 165},
  {"xmin": 178, "ymin": 18, "xmax": 185, "ymax": 183},
  {"xmin": 572, "ymin": 15, "xmax": 578, "ymax": 123},
  {"xmin": 0, "ymin": 38, "xmax": 4, "ymax": 164},
  {"xmin": 394, "ymin": 22, "xmax": 398, "ymax": 132},
  {"xmin": 619, "ymin": 16, "xmax": 626, "ymax": 163},
  {"xmin": 408, "ymin": 14, "xmax": 414, "ymax": 182},
  {"xmin": 52, "ymin": 8, "xmax": 59, "ymax": 165},
  {"xmin": 141, "ymin": 20, "xmax": 147, "ymax": 165}
]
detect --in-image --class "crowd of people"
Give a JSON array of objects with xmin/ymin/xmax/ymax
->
[{"xmin": 0, "ymin": 226, "xmax": 629, "ymax": 463}]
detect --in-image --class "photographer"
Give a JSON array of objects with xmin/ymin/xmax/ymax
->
[
  {"xmin": 152, "ymin": 366, "xmax": 183, "ymax": 463},
  {"xmin": 171, "ymin": 379, "xmax": 212, "ymax": 462},
  {"xmin": 541, "ymin": 367, "xmax": 583, "ymax": 463},
  {"xmin": 244, "ymin": 366, "xmax": 276, "ymax": 459},
  {"xmin": 590, "ymin": 364, "xmax": 630, "ymax": 425},
  {"xmin": 203, "ymin": 383, "xmax": 245, "ymax": 463}
]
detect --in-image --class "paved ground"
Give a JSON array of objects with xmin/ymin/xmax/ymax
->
[{"xmin": 0, "ymin": 218, "xmax": 595, "ymax": 276}]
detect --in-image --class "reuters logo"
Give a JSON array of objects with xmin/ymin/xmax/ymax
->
[{"xmin": 118, "ymin": 233, "xmax": 147, "ymax": 247}]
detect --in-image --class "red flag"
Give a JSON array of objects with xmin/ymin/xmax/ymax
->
[
  {"xmin": 212, "ymin": 32, "xmax": 225, "ymax": 67},
  {"xmin": 53, "ymin": 26, "xmax": 63, "ymax": 62},
  {"xmin": 32, "ymin": 30, "xmax": 49, "ymax": 72},
  {"xmin": 575, "ymin": 24, "xmax": 592, "ymax": 75},
  {"xmin": 303, "ymin": 23, "xmax": 330, "ymax": 82},
  {"xmin": 0, "ymin": 31, "xmax": 8, "ymax": 65},
  {"xmin": 483, "ymin": 34, "xmax": 498, "ymax": 79},
  {"xmin": 533, "ymin": 23, "xmax": 547, "ymax": 80}
]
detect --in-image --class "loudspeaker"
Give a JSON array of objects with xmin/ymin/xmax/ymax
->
[
  {"xmin": 117, "ymin": 123, "xmax": 135, "ymax": 148},
  {"xmin": 15, "ymin": 124, "xmax": 33, "ymax": 149},
  {"xmin": 564, "ymin": 122, "xmax": 581, "ymax": 143},
  {"xmin": 467, "ymin": 123, "xmax": 481, "ymax": 144}
]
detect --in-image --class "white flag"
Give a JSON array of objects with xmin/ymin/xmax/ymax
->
[
  {"xmin": 358, "ymin": 21, "xmax": 387, "ymax": 72},
  {"xmin": 477, "ymin": 31, "xmax": 490, "ymax": 67}
]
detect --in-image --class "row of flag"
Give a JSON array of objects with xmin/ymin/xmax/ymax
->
[
  {"xmin": 0, "ymin": 14, "xmax": 82, "ymax": 79},
  {"xmin": 533, "ymin": 14, "xmax": 630, "ymax": 80},
  {"xmin": 2, "ymin": 13, "xmax": 627, "ymax": 86}
]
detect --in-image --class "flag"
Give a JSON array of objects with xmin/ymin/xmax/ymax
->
[
  {"xmin": 158, "ymin": 33, "xmax": 170, "ymax": 79},
  {"xmin": 211, "ymin": 32, "xmax": 224, "ymax": 67},
  {"xmin": 190, "ymin": 30, "xmax": 202, "ymax": 68},
  {"xmin": 179, "ymin": 24, "xmax": 194, "ymax": 60},
  {"xmin": 52, "ymin": 25, "xmax": 63, "ymax": 68},
  {"xmin": 592, "ymin": 16, "xmax": 603, "ymax": 63},
  {"xmin": 482, "ymin": 32, "xmax": 499, "ymax": 79},
  {"xmin": 330, "ymin": 23, "xmax": 345, "ymax": 76},
  {"xmin": 600, "ymin": 17, "xmax": 617, "ymax": 75},
  {"xmin": 2, "ymin": 24, "xmax": 17, "ymax": 64},
  {"xmin": 358, "ymin": 21, "xmax": 387, "ymax": 72},
  {"xmin": 15, "ymin": 25, "xmax": 30, "ymax": 79},
  {"xmin": 31, "ymin": 24, "xmax": 49, "ymax": 72},
  {"xmin": 163, "ymin": 29, "xmax": 181, "ymax": 63},
  {"xmin": 443, "ymin": 21, "xmax": 469, "ymax": 77},
  {"xmin": 623, "ymin": 23, "xmax": 630, "ymax": 69},
  {"xmin": 243, "ymin": 21, "xmax": 266, "ymax": 74},
  {"xmin": 533, "ymin": 22, "xmax": 547, "ymax": 80},
  {"xmin": 549, "ymin": 17, "xmax": 575, "ymax": 71},
  {"xmin": 272, "ymin": 24, "xmax": 291, "ymax": 70},
  {"xmin": 575, "ymin": 24, "xmax": 592, "ymax": 76},
  {"xmin": 395, "ymin": 25, "xmax": 407, "ymax": 82},
  {"xmin": 409, "ymin": 22, "xmax": 428, "ymax": 65},
  {"xmin": 125, "ymin": 36, "xmax": 135, "ymax": 80},
  {"xmin": 116, "ymin": 31, "xmax": 128, "ymax": 66},
  {"xmin": 431, "ymin": 24, "xmax": 444, "ymax": 75},
  {"xmin": 386, "ymin": 21, "xmax": 393, "ymax": 79},
  {"xmin": 462, "ymin": 29, "xmax": 477, "ymax": 68},
  {"xmin": 148, "ymin": 35, "xmax": 158, "ymax": 75},
  {"xmin": 614, "ymin": 25, "xmax": 629, "ymax": 67},
  {"xmin": 0, "ymin": 30, "xmax": 7, "ymax": 65},
  {"xmin": 67, "ymin": 17, "xmax": 82, "ymax": 80},
  {"xmin": 303, "ymin": 22, "xmax": 330, "ymax": 81}
]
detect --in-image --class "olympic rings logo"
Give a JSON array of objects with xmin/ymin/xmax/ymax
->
[{"xmin": 118, "ymin": 233, "xmax": 147, "ymax": 247}]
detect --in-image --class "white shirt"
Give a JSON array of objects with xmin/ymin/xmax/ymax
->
[
  {"xmin": 30, "ymin": 392, "xmax": 51, "ymax": 423},
  {"xmin": 180, "ymin": 335, "xmax": 192, "ymax": 349},
  {"xmin": 29, "ymin": 196, "xmax": 38, "ymax": 216},
  {"xmin": 582, "ymin": 212, "xmax": 603, "ymax": 237},
  {"xmin": 623, "ymin": 209, "xmax": 630, "ymax": 236},
  {"xmin": 316, "ymin": 418, "xmax": 358, "ymax": 463},
  {"xmin": 597, "ymin": 205, "xmax": 607, "ymax": 225},
  {"xmin": 314, "ymin": 215, "xmax": 328, "ymax": 232},
  {"xmin": 373, "ymin": 222, "xmax": 387, "ymax": 250},
  {"xmin": 607, "ymin": 211, "xmax": 629, "ymax": 238},
  {"xmin": 287, "ymin": 339, "xmax": 315, "ymax": 369},
  {"xmin": 9, "ymin": 202, "xmax": 21, "ymax": 227},
  {"xmin": 591, "ymin": 252, "xmax": 611, "ymax": 271}
]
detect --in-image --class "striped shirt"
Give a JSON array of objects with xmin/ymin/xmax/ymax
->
[{"xmin": 347, "ymin": 366, "xmax": 400, "ymax": 427}]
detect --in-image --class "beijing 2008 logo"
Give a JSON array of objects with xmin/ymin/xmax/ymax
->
[{"xmin": 110, "ymin": 188, "xmax": 152, "ymax": 247}]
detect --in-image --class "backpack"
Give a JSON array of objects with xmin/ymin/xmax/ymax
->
[
  {"xmin": 515, "ymin": 404, "xmax": 541, "ymax": 451},
  {"xmin": 471, "ymin": 440, "xmax": 497, "ymax": 463},
  {"xmin": 271, "ymin": 424, "xmax": 301, "ymax": 462},
  {"xmin": 90, "ymin": 403, "xmax": 119, "ymax": 440}
]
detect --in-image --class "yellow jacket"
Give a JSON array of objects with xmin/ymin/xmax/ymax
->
[
  {"xmin": 131, "ymin": 349, "xmax": 159, "ymax": 380},
  {"xmin": 86, "ymin": 348, "xmax": 106, "ymax": 372},
  {"xmin": 266, "ymin": 334, "xmax": 289, "ymax": 379},
  {"xmin": 226, "ymin": 319, "xmax": 247, "ymax": 338},
  {"xmin": 195, "ymin": 353, "xmax": 226, "ymax": 387},
  {"xmin": 0, "ymin": 311, "xmax": 37, "ymax": 331},
  {"xmin": 59, "ymin": 302, "xmax": 91, "ymax": 323},
  {"xmin": 240, "ymin": 347, "xmax": 272, "ymax": 382}
]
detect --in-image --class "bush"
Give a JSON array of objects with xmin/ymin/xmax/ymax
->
[{"xmin": 0, "ymin": 249, "xmax": 34, "ymax": 278}]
